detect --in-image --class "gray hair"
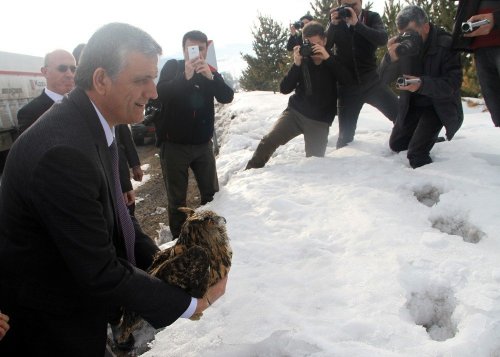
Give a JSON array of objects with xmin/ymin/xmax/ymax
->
[
  {"xmin": 75, "ymin": 23, "xmax": 162, "ymax": 90},
  {"xmin": 396, "ymin": 5, "xmax": 429, "ymax": 29}
]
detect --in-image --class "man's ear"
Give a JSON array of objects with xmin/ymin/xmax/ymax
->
[{"xmin": 92, "ymin": 68, "xmax": 111, "ymax": 95}]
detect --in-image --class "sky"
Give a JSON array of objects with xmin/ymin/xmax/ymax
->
[
  {"xmin": 1, "ymin": 0, "xmax": 386, "ymax": 74},
  {"xmin": 126, "ymin": 92, "xmax": 500, "ymax": 356}
]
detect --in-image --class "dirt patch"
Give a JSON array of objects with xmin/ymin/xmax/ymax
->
[{"xmin": 133, "ymin": 139, "xmax": 201, "ymax": 240}]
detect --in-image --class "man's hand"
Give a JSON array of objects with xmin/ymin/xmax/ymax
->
[
  {"xmin": 330, "ymin": 9, "xmax": 341, "ymax": 25},
  {"xmin": 132, "ymin": 165, "xmax": 143, "ymax": 182},
  {"xmin": 193, "ymin": 59, "xmax": 213, "ymax": 80},
  {"xmin": 293, "ymin": 45, "xmax": 302, "ymax": 66},
  {"xmin": 397, "ymin": 75, "xmax": 421, "ymax": 92},
  {"xmin": 311, "ymin": 44, "xmax": 330, "ymax": 61},
  {"xmin": 0, "ymin": 312, "xmax": 10, "ymax": 340},
  {"xmin": 344, "ymin": 7, "xmax": 359, "ymax": 26},
  {"xmin": 185, "ymin": 59, "xmax": 196, "ymax": 80},
  {"xmin": 464, "ymin": 13, "xmax": 494, "ymax": 37},
  {"xmin": 387, "ymin": 36, "xmax": 400, "ymax": 62},
  {"xmin": 290, "ymin": 23, "xmax": 297, "ymax": 36},
  {"xmin": 195, "ymin": 275, "xmax": 228, "ymax": 314},
  {"xmin": 123, "ymin": 190, "xmax": 136, "ymax": 206}
]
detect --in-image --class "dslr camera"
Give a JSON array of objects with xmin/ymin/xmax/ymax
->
[
  {"xmin": 293, "ymin": 21, "xmax": 304, "ymax": 30},
  {"xmin": 299, "ymin": 39, "xmax": 315, "ymax": 58},
  {"xmin": 335, "ymin": 5, "xmax": 352, "ymax": 19},
  {"xmin": 395, "ymin": 30, "xmax": 421, "ymax": 57},
  {"xmin": 396, "ymin": 77, "xmax": 421, "ymax": 87}
]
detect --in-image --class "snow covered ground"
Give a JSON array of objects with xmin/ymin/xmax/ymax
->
[{"xmin": 143, "ymin": 91, "xmax": 500, "ymax": 356}]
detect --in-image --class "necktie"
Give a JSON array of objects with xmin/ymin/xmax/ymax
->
[{"xmin": 109, "ymin": 139, "xmax": 136, "ymax": 265}]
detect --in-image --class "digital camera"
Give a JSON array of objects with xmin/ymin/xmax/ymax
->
[
  {"xmin": 293, "ymin": 21, "xmax": 303, "ymax": 30},
  {"xmin": 396, "ymin": 77, "xmax": 421, "ymax": 87},
  {"xmin": 335, "ymin": 5, "xmax": 352, "ymax": 19},
  {"xmin": 395, "ymin": 30, "xmax": 422, "ymax": 57},
  {"xmin": 299, "ymin": 39, "xmax": 314, "ymax": 57},
  {"xmin": 461, "ymin": 19, "xmax": 490, "ymax": 33}
]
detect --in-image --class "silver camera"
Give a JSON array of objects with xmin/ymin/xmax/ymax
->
[
  {"xmin": 396, "ymin": 77, "xmax": 421, "ymax": 87},
  {"xmin": 461, "ymin": 19, "xmax": 490, "ymax": 33}
]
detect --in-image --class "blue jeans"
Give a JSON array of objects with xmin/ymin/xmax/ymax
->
[{"xmin": 475, "ymin": 47, "xmax": 500, "ymax": 127}]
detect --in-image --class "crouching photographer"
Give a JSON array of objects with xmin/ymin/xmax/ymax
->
[
  {"xmin": 379, "ymin": 5, "xmax": 463, "ymax": 169},
  {"xmin": 326, "ymin": 0, "xmax": 399, "ymax": 149},
  {"xmin": 246, "ymin": 21, "xmax": 353, "ymax": 169}
]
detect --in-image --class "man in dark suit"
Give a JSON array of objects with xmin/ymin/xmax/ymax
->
[
  {"xmin": 16, "ymin": 49, "xmax": 76, "ymax": 134},
  {"xmin": 0, "ymin": 23, "xmax": 227, "ymax": 357}
]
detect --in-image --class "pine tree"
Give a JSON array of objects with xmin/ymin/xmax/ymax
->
[
  {"xmin": 240, "ymin": 14, "xmax": 290, "ymax": 92},
  {"xmin": 310, "ymin": 0, "xmax": 335, "ymax": 26}
]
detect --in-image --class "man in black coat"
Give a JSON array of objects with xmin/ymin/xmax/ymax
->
[
  {"xmin": 326, "ymin": 0, "xmax": 399, "ymax": 148},
  {"xmin": 156, "ymin": 30, "xmax": 234, "ymax": 239},
  {"xmin": 0, "ymin": 23, "xmax": 227, "ymax": 357},
  {"xmin": 379, "ymin": 5, "xmax": 463, "ymax": 168},
  {"xmin": 16, "ymin": 49, "xmax": 76, "ymax": 134}
]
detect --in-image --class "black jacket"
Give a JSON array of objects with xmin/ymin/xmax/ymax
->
[
  {"xmin": 0, "ymin": 87, "xmax": 191, "ymax": 356},
  {"xmin": 326, "ymin": 10, "xmax": 388, "ymax": 83},
  {"xmin": 452, "ymin": 0, "xmax": 500, "ymax": 52},
  {"xmin": 16, "ymin": 90, "xmax": 54, "ymax": 134},
  {"xmin": 287, "ymin": 33, "xmax": 303, "ymax": 51},
  {"xmin": 379, "ymin": 25, "xmax": 463, "ymax": 140},
  {"xmin": 280, "ymin": 55, "xmax": 352, "ymax": 124},
  {"xmin": 156, "ymin": 59, "xmax": 234, "ymax": 145}
]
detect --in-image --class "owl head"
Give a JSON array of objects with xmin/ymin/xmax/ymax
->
[{"xmin": 177, "ymin": 207, "xmax": 229, "ymax": 248}]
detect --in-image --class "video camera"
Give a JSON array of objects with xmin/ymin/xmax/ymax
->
[
  {"xmin": 334, "ymin": 5, "xmax": 352, "ymax": 20},
  {"xmin": 395, "ymin": 30, "xmax": 422, "ymax": 57},
  {"xmin": 396, "ymin": 77, "xmax": 421, "ymax": 87},
  {"xmin": 299, "ymin": 39, "xmax": 315, "ymax": 58},
  {"xmin": 461, "ymin": 19, "xmax": 490, "ymax": 33}
]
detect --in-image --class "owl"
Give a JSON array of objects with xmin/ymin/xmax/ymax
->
[{"xmin": 116, "ymin": 207, "xmax": 232, "ymax": 346}]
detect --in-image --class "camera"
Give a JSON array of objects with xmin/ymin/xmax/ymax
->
[
  {"xmin": 395, "ymin": 30, "xmax": 422, "ymax": 57},
  {"xmin": 461, "ymin": 19, "xmax": 490, "ymax": 33},
  {"xmin": 396, "ymin": 77, "xmax": 421, "ymax": 87},
  {"xmin": 335, "ymin": 5, "xmax": 352, "ymax": 19},
  {"xmin": 293, "ymin": 21, "xmax": 303, "ymax": 30},
  {"xmin": 299, "ymin": 39, "xmax": 314, "ymax": 57}
]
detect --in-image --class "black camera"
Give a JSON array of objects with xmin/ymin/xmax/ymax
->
[
  {"xmin": 335, "ymin": 5, "xmax": 352, "ymax": 19},
  {"xmin": 299, "ymin": 39, "xmax": 314, "ymax": 57},
  {"xmin": 395, "ymin": 30, "xmax": 422, "ymax": 57},
  {"xmin": 293, "ymin": 21, "xmax": 303, "ymax": 30},
  {"xmin": 396, "ymin": 77, "xmax": 421, "ymax": 87},
  {"xmin": 461, "ymin": 19, "xmax": 490, "ymax": 33}
]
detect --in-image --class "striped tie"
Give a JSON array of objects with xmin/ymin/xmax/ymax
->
[{"xmin": 109, "ymin": 139, "xmax": 136, "ymax": 265}]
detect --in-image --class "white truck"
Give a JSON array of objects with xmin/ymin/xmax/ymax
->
[{"xmin": 0, "ymin": 51, "xmax": 45, "ymax": 172}]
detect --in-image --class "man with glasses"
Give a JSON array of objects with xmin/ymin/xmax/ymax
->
[{"xmin": 17, "ymin": 49, "xmax": 76, "ymax": 134}]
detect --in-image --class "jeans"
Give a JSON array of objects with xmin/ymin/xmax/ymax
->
[
  {"xmin": 475, "ymin": 46, "xmax": 500, "ymax": 127},
  {"xmin": 246, "ymin": 107, "xmax": 330, "ymax": 169}
]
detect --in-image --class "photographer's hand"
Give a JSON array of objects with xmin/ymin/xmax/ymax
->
[
  {"xmin": 464, "ymin": 13, "xmax": 494, "ymax": 37},
  {"xmin": 398, "ymin": 75, "xmax": 421, "ymax": 92},
  {"xmin": 387, "ymin": 36, "xmax": 400, "ymax": 62},
  {"xmin": 329, "ymin": 9, "xmax": 341, "ymax": 25},
  {"xmin": 194, "ymin": 59, "xmax": 214, "ymax": 80},
  {"xmin": 290, "ymin": 23, "xmax": 297, "ymax": 36},
  {"xmin": 184, "ymin": 59, "xmax": 196, "ymax": 80},
  {"xmin": 311, "ymin": 44, "xmax": 330, "ymax": 61},
  {"xmin": 293, "ymin": 46, "xmax": 302, "ymax": 66},
  {"xmin": 345, "ymin": 7, "xmax": 358, "ymax": 26}
]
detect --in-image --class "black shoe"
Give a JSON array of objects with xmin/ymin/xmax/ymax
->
[{"xmin": 435, "ymin": 136, "xmax": 446, "ymax": 143}]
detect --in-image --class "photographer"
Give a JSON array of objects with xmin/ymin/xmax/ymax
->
[
  {"xmin": 287, "ymin": 14, "xmax": 313, "ymax": 51},
  {"xmin": 379, "ymin": 5, "xmax": 463, "ymax": 169},
  {"xmin": 246, "ymin": 21, "xmax": 352, "ymax": 169},
  {"xmin": 326, "ymin": 0, "xmax": 398, "ymax": 149},
  {"xmin": 452, "ymin": 0, "xmax": 500, "ymax": 128}
]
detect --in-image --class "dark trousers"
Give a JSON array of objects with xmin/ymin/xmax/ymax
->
[
  {"xmin": 475, "ymin": 47, "xmax": 500, "ymax": 127},
  {"xmin": 389, "ymin": 106, "xmax": 443, "ymax": 168},
  {"xmin": 246, "ymin": 108, "xmax": 330, "ymax": 169},
  {"xmin": 337, "ymin": 78, "xmax": 398, "ymax": 148},
  {"xmin": 159, "ymin": 141, "xmax": 219, "ymax": 238}
]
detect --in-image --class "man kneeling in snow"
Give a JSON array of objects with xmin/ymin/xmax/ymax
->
[{"xmin": 245, "ymin": 21, "xmax": 352, "ymax": 170}]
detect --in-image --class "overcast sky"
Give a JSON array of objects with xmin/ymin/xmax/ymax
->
[{"xmin": 1, "ymin": 0, "xmax": 386, "ymax": 58}]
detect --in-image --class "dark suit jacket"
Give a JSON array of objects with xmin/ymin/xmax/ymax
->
[
  {"xmin": 16, "ymin": 90, "xmax": 54, "ymax": 134},
  {"xmin": 0, "ymin": 87, "xmax": 191, "ymax": 357}
]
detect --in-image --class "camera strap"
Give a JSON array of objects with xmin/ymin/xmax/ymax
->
[{"xmin": 301, "ymin": 60, "xmax": 313, "ymax": 96}]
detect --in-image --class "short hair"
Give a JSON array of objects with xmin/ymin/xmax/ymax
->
[
  {"xmin": 182, "ymin": 30, "xmax": 208, "ymax": 48},
  {"xmin": 75, "ymin": 23, "xmax": 162, "ymax": 90},
  {"xmin": 300, "ymin": 14, "xmax": 313, "ymax": 22},
  {"xmin": 302, "ymin": 21, "xmax": 326, "ymax": 38},
  {"xmin": 396, "ymin": 5, "xmax": 429, "ymax": 29}
]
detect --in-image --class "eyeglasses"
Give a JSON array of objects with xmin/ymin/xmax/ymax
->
[{"xmin": 56, "ymin": 64, "xmax": 77, "ymax": 73}]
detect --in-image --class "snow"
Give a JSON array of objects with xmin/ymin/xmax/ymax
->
[{"xmin": 143, "ymin": 91, "xmax": 500, "ymax": 356}]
